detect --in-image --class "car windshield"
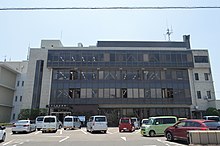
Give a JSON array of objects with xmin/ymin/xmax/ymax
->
[
  {"xmin": 64, "ymin": 118, "xmax": 72, "ymax": 122},
  {"xmin": 121, "ymin": 119, "xmax": 129, "ymax": 123},
  {"xmin": 44, "ymin": 117, "xmax": 55, "ymax": 123},
  {"xmin": 142, "ymin": 119, "xmax": 149, "ymax": 124},
  {"xmin": 208, "ymin": 117, "xmax": 220, "ymax": 122},
  {"xmin": 16, "ymin": 120, "xmax": 29, "ymax": 124},
  {"xmin": 37, "ymin": 117, "xmax": 44, "ymax": 121},
  {"xmin": 95, "ymin": 117, "xmax": 106, "ymax": 122},
  {"xmin": 204, "ymin": 121, "xmax": 220, "ymax": 127},
  {"xmin": 131, "ymin": 118, "xmax": 137, "ymax": 123},
  {"xmin": 144, "ymin": 119, "xmax": 154, "ymax": 125}
]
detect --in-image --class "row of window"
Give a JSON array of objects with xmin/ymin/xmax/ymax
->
[
  {"xmin": 53, "ymin": 69, "xmax": 189, "ymax": 81},
  {"xmin": 16, "ymin": 81, "xmax": 24, "ymax": 87},
  {"xmin": 194, "ymin": 73, "xmax": 210, "ymax": 81},
  {"xmin": 15, "ymin": 96, "xmax": 22, "ymax": 102},
  {"xmin": 197, "ymin": 91, "xmax": 212, "ymax": 99},
  {"xmin": 48, "ymin": 50, "xmax": 193, "ymax": 64},
  {"xmin": 52, "ymin": 88, "xmax": 190, "ymax": 99}
]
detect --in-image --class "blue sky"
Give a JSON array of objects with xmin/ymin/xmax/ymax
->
[{"xmin": 0, "ymin": 0, "xmax": 220, "ymax": 99}]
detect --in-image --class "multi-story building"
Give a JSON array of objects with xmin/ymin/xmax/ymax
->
[
  {"xmin": 0, "ymin": 63, "xmax": 19, "ymax": 122},
  {"xmin": 2, "ymin": 35, "xmax": 216, "ymax": 125}
]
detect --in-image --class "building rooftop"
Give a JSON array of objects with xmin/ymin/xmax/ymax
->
[{"xmin": 97, "ymin": 35, "xmax": 191, "ymax": 49}]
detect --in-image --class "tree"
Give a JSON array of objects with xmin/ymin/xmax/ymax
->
[
  {"xmin": 18, "ymin": 108, "xmax": 47, "ymax": 120},
  {"xmin": 204, "ymin": 107, "xmax": 220, "ymax": 116}
]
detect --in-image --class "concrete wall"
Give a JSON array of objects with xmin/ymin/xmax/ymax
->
[
  {"xmin": 0, "ymin": 64, "xmax": 17, "ymax": 122},
  {"xmin": 189, "ymin": 50, "xmax": 216, "ymax": 113},
  {"xmin": 5, "ymin": 61, "xmax": 29, "ymax": 121},
  {"xmin": 22, "ymin": 48, "xmax": 51, "ymax": 109}
]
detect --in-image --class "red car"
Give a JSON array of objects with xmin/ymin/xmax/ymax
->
[
  {"xmin": 119, "ymin": 117, "xmax": 135, "ymax": 132},
  {"xmin": 164, "ymin": 119, "xmax": 220, "ymax": 142}
]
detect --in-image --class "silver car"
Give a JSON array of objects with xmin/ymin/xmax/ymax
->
[
  {"xmin": 12, "ymin": 120, "xmax": 36, "ymax": 134},
  {"xmin": 86, "ymin": 115, "xmax": 108, "ymax": 133}
]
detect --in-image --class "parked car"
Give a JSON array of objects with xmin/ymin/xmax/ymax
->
[
  {"xmin": 203, "ymin": 116, "xmax": 220, "ymax": 122},
  {"xmin": 141, "ymin": 116, "xmax": 177, "ymax": 137},
  {"xmin": 0, "ymin": 126, "xmax": 6, "ymax": 142},
  {"xmin": 36, "ymin": 116, "xmax": 45, "ymax": 131},
  {"xmin": 131, "ymin": 117, "xmax": 140, "ymax": 129},
  {"xmin": 164, "ymin": 119, "xmax": 220, "ymax": 142},
  {"xmin": 86, "ymin": 115, "xmax": 108, "ymax": 133},
  {"xmin": 63, "ymin": 116, "xmax": 81, "ymax": 130},
  {"xmin": 119, "ymin": 117, "xmax": 135, "ymax": 132},
  {"xmin": 12, "ymin": 120, "xmax": 36, "ymax": 134},
  {"xmin": 141, "ymin": 118, "xmax": 149, "ymax": 126},
  {"xmin": 42, "ymin": 116, "xmax": 58, "ymax": 133}
]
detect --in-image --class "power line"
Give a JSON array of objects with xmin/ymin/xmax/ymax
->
[{"xmin": 0, "ymin": 6, "xmax": 220, "ymax": 11}]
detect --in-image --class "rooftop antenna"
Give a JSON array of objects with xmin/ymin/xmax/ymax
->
[
  {"xmin": 27, "ymin": 43, "xmax": 30, "ymax": 60},
  {"xmin": 165, "ymin": 26, "xmax": 173, "ymax": 41}
]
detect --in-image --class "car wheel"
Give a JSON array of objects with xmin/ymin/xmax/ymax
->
[
  {"xmin": 149, "ymin": 130, "xmax": 156, "ymax": 137},
  {"xmin": 12, "ymin": 131, "xmax": 16, "ymax": 134},
  {"xmin": 64, "ymin": 128, "xmax": 66, "ymax": 130},
  {"xmin": 37, "ymin": 128, "xmax": 41, "ymax": 131},
  {"xmin": 166, "ymin": 132, "xmax": 174, "ymax": 141},
  {"xmin": 103, "ymin": 130, "xmax": 107, "ymax": 134}
]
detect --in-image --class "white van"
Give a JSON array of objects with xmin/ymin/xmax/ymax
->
[
  {"xmin": 63, "ymin": 116, "xmax": 81, "ymax": 130},
  {"xmin": 42, "ymin": 116, "xmax": 58, "ymax": 133},
  {"xmin": 203, "ymin": 116, "xmax": 220, "ymax": 122},
  {"xmin": 86, "ymin": 115, "xmax": 108, "ymax": 133},
  {"xmin": 36, "ymin": 116, "xmax": 45, "ymax": 131}
]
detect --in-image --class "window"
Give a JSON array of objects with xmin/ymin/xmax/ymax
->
[
  {"xmin": 12, "ymin": 114, "xmax": 15, "ymax": 120},
  {"xmin": 69, "ymin": 88, "xmax": 80, "ymax": 98},
  {"xmin": 204, "ymin": 73, "xmax": 209, "ymax": 81},
  {"xmin": 20, "ymin": 96, "xmax": 22, "ymax": 101},
  {"xmin": 176, "ymin": 71, "xmax": 183, "ymax": 80},
  {"xmin": 162, "ymin": 88, "xmax": 174, "ymax": 98},
  {"xmin": 17, "ymin": 81, "xmax": 20, "ymax": 86},
  {"xmin": 197, "ymin": 91, "xmax": 201, "ymax": 99},
  {"xmin": 194, "ymin": 73, "xmax": 199, "ymax": 80},
  {"xmin": 22, "ymin": 81, "xmax": 24, "ymax": 86},
  {"xmin": 207, "ymin": 91, "xmax": 211, "ymax": 99},
  {"xmin": 194, "ymin": 56, "xmax": 209, "ymax": 63},
  {"xmin": 15, "ymin": 96, "xmax": 17, "ymax": 102},
  {"xmin": 121, "ymin": 88, "xmax": 127, "ymax": 98},
  {"xmin": 70, "ymin": 70, "xmax": 79, "ymax": 80}
]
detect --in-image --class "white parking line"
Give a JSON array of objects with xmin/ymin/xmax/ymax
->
[
  {"xmin": 121, "ymin": 137, "xmax": 127, "ymax": 141},
  {"xmin": 3, "ymin": 139, "xmax": 15, "ymax": 146},
  {"xmin": 80, "ymin": 129, "xmax": 88, "ymax": 135},
  {"xmin": 35, "ymin": 131, "xmax": 41, "ymax": 135},
  {"xmin": 107, "ymin": 131, "xmax": 113, "ymax": 134},
  {"xmin": 59, "ymin": 136, "xmax": 69, "ymax": 143},
  {"xmin": 157, "ymin": 139, "xmax": 171, "ymax": 146},
  {"xmin": 60, "ymin": 129, "xmax": 63, "ymax": 134},
  {"xmin": 135, "ymin": 130, "xmax": 141, "ymax": 134}
]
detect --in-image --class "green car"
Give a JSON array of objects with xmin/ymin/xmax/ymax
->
[{"xmin": 141, "ymin": 116, "xmax": 177, "ymax": 137}]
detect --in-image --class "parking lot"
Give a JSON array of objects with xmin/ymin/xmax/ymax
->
[{"xmin": 1, "ymin": 127, "xmax": 187, "ymax": 146}]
